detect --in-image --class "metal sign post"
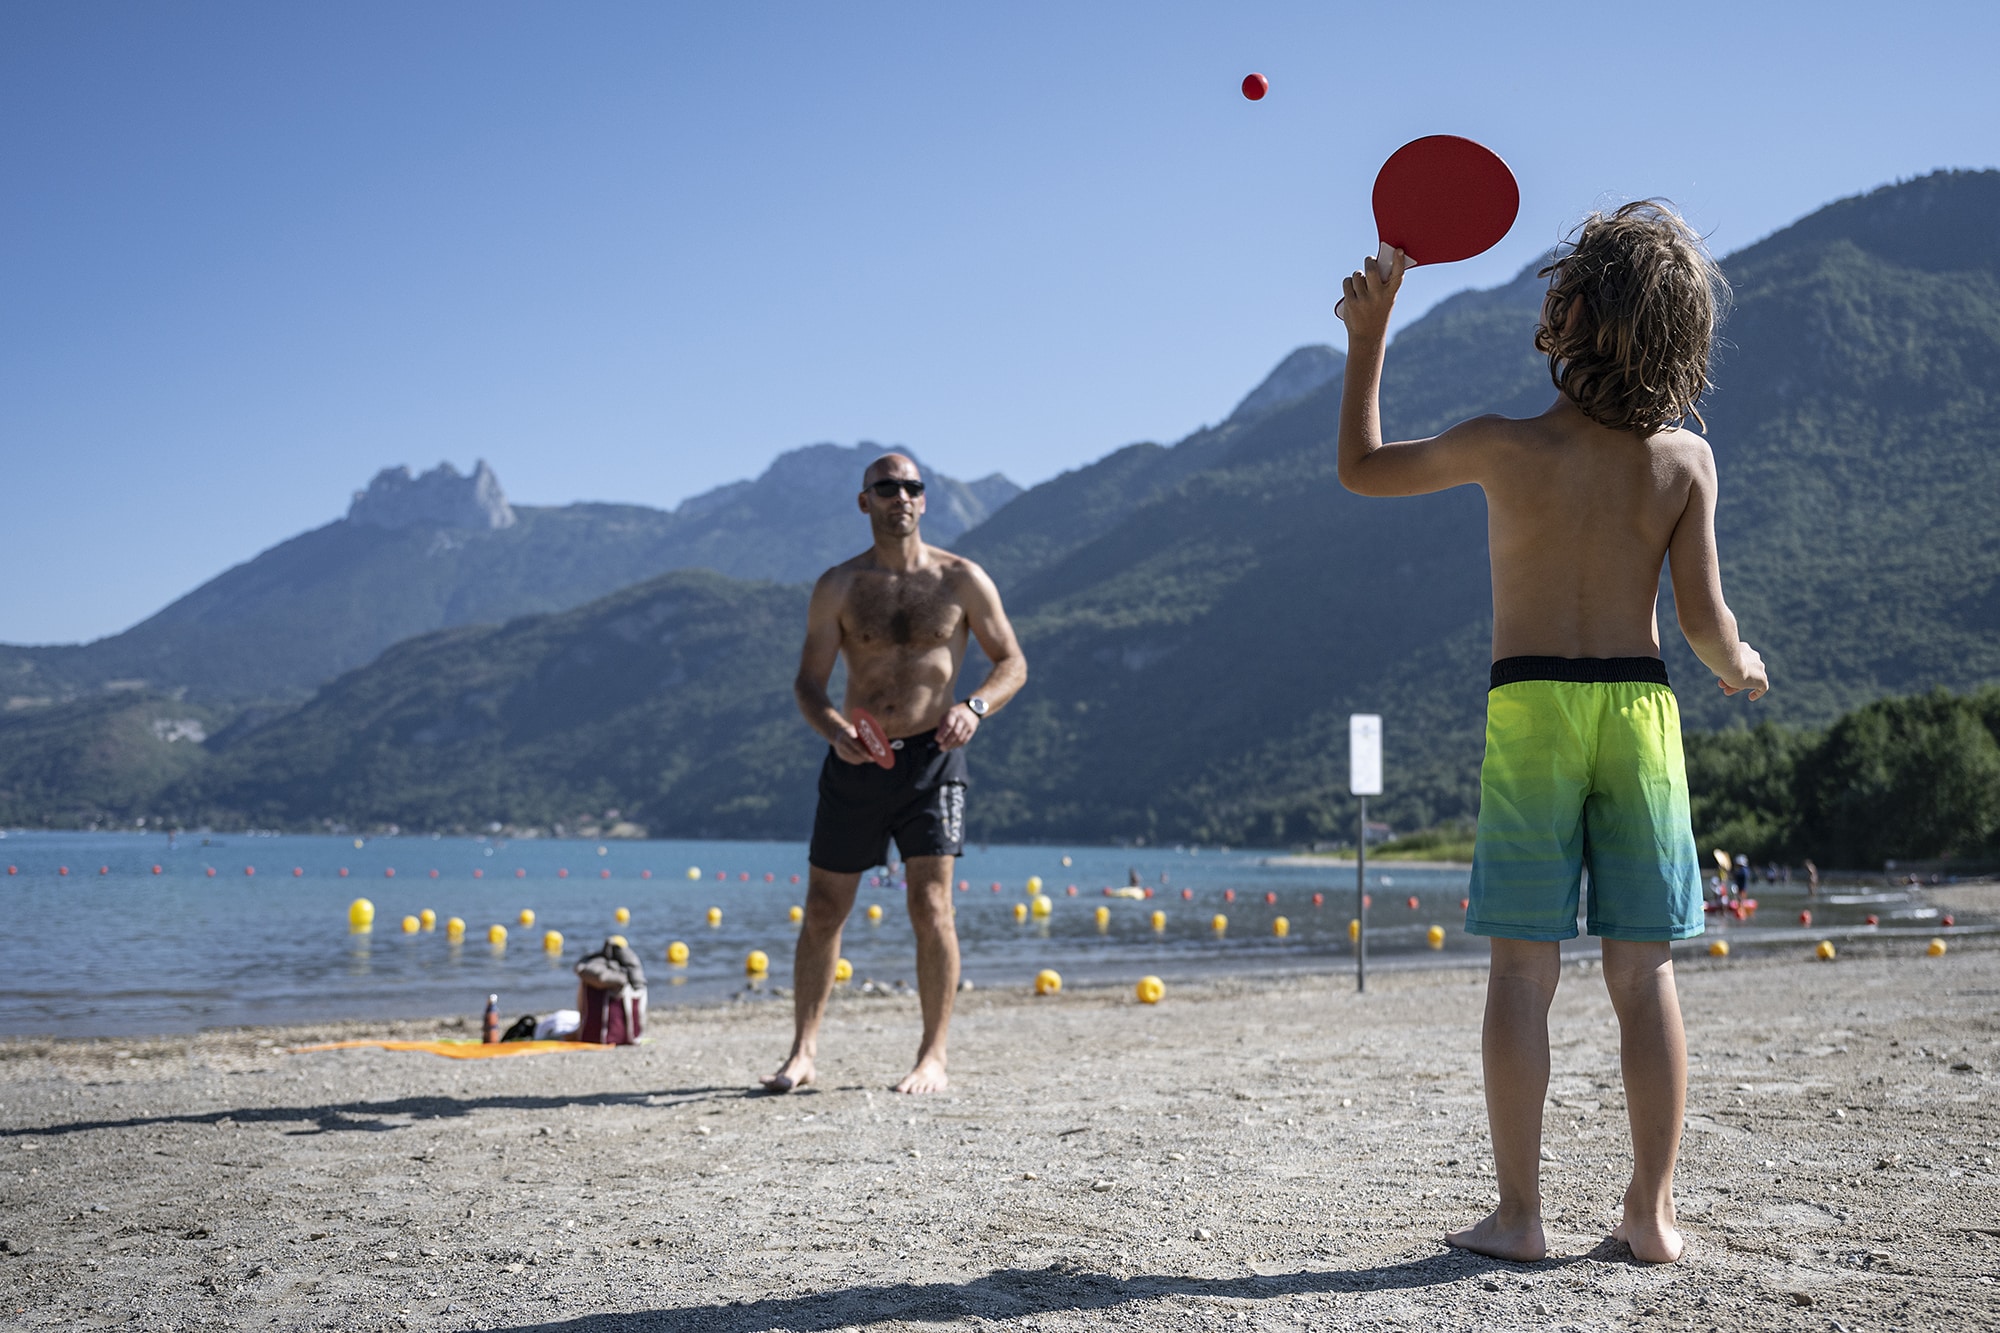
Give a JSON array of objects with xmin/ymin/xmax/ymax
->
[{"xmin": 1350, "ymin": 714, "xmax": 1383, "ymax": 993}]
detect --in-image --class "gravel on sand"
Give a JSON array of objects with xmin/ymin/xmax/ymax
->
[{"xmin": 3, "ymin": 937, "xmax": 1997, "ymax": 1331}]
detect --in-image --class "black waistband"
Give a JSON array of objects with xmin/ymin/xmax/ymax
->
[{"xmin": 1490, "ymin": 656, "xmax": 1670, "ymax": 689}]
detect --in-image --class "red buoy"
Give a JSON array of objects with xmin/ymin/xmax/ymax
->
[
  {"xmin": 292, "ymin": 867, "xmax": 303, "ymax": 877},
  {"xmin": 764, "ymin": 872, "xmax": 775, "ymax": 882},
  {"xmin": 1312, "ymin": 892, "xmax": 1324, "ymax": 906},
  {"xmin": 1865, "ymin": 914, "xmax": 1878, "ymax": 925},
  {"xmin": 474, "ymin": 869, "xmax": 484, "ymax": 878},
  {"xmin": 1180, "ymin": 888, "xmax": 1193, "ymax": 900},
  {"xmin": 1264, "ymin": 892, "xmax": 1277, "ymax": 905},
  {"xmin": 1942, "ymin": 913, "xmax": 1956, "ymax": 927},
  {"xmin": 339, "ymin": 868, "xmax": 349, "ymax": 877},
  {"xmin": 1223, "ymin": 889, "xmax": 1236, "ymax": 903},
  {"xmin": 384, "ymin": 868, "xmax": 396, "ymax": 878},
  {"xmin": 153, "ymin": 865, "xmax": 163, "ymax": 875},
  {"xmin": 643, "ymin": 870, "xmax": 654, "ymax": 880},
  {"xmin": 600, "ymin": 869, "xmax": 611, "ymax": 879},
  {"xmin": 1407, "ymin": 896, "xmax": 1420, "ymax": 910},
  {"xmin": 1241, "ymin": 72, "xmax": 1268, "ymax": 101},
  {"xmin": 244, "ymin": 866, "xmax": 254, "ymax": 876},
  {"xmin": 428, "ymin": 869, "xmax": 439, "ymax": 879},
  {"xmin": 515, "ymin": 868, "xmax": 526, "ymax": 878},
  {"xmin": 1798, "ymin": 910, "xmax": 1811, "ymax": 925},
  {"xmin": 558, "ymin": 869, "xmax": 569, "ymax": 879}
]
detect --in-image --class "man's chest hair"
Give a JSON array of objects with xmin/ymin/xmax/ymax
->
[{"xmin": 845, "ymin": 569, "xmax": 963, "ymax": 647}]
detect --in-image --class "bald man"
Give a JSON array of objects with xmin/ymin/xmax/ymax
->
[{"xmin": 764, "ymin": 453, "xmax": 1027, "ymax": 1095}]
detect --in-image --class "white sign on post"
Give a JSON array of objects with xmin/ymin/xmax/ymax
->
[{"xmin": 1349, "ymin": 714, "xmax": 1383, "ymax": 796}]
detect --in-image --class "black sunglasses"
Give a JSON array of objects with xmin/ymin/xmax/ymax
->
[{"xmin": 868, "ymin": 479, "xmax": 925, "ymax": 498}]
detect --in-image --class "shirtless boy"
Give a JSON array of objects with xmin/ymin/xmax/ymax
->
[
  {"xmin": 1337, "ymin": 202, "xmax": 1769, "ymax": 1264},
  {"xmin": 763, "ymin": 453, "xmax": 1026, "ymax": 1095}
]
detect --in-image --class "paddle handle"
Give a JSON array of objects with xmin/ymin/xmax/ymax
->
[{"xmin": 1333, "ymin": 242, "xmax": 1402, "ymax": 320}]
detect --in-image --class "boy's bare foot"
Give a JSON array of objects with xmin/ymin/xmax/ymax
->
[
  {"xmin": 1445, "ymin": 1209, "xmax": 1547, "ymax": 1263},
  {"xmin": 760, "ymin": 1054, "xmax": 814, "ymax": 1094},
  {"xmin": 1611, "ymin": 1216, "xmax": 1684, "ymax": 1264},
  {"xmin": 893, "ymin": 1053, "xmax": 948, "ymax": 1094}
]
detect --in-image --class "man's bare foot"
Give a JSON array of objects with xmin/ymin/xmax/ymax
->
[
  {"xmin": 1445, "ymin": 1208, "xmax": 1547, "ymax": 1262},
  {"xmin": 893, "ymin": 1053, "xmax": 948, "ymax": 1094},
  {"xmin": 1611, "ymin": 1217, "xmax": 1684, "ymax": 1264},
  {"xmin": 760, "ymin": 1054, "xmax": 814, "ymax": 1094}
]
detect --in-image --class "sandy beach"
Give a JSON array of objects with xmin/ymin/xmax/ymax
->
[{"xmin": 4, "ymin": 927, "xmax": 1997, "ymax": 1332}]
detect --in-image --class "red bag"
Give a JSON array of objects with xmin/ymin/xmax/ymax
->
[{"xmin": 577, "ymin": 982, "xmax": 645, "ymax": 1045}]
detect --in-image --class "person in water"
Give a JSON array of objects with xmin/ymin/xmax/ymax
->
[
  {"xmin": 764, "ymin": 453, "xmax": 1027, "ymax": 1096},
  {"xmin": 1337, "ymin": 201, "xmax": 1768, "ymax": 1264}
]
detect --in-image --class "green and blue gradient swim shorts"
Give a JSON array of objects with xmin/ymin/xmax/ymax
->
[{"xmin": 1466, "ymin": 656, "xmax": 1703, "ymax": 942}]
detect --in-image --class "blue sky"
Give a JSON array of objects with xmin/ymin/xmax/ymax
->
[{"xmin": 5, "ymin": 1, "xmax": 1996, "ymax": 643}]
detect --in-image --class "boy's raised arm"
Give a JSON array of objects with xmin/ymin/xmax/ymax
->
[
  {"xmin": 1335, "ymin": 250, "xmax": 1497, "ymax": 498},
  {"xmin": 1666, "ymin": 444, "xmax": 1769, "ymax": 700}
]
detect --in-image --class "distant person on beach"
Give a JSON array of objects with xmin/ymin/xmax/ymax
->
[
  {"xmin": 1804, "ymin": 858, "xmax": 1818, "ymax": 895},
  {"xmin": 763, "ymin": 453, "xmax": 1026, "ymax": 1095},
  {"xmin": 1338, "ymin": 201, "xmax": 1768, "ymax": 1264}
]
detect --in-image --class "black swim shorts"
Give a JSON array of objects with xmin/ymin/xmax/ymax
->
[{"xmin": 808, "ymin": 732, "xmax": 968, "ymax": 874}]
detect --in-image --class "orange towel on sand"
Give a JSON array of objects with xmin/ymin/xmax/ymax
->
[{"xmin": 289, "ymin": 1039, "xmax": 616, "ymax": 1060}]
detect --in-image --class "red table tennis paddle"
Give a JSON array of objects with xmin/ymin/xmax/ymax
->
[
  {"xmin": 1335, "ymin": 135, "xmax": 1519, "ymax": 316},
  {"xmin": 850, "ymin": 708, "xmax": 896, "ymax": 769}
]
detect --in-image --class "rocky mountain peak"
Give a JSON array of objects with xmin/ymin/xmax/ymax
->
[
  {"xmin": 348, "ymin": 461, "xmax": 516, "ymax": 531},
  {"xmin": 1226, "ymin": 345, "xmax": 1344, "ymax": 425}
]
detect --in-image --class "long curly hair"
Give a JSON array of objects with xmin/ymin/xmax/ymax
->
[{"xmin": 1535, "ymin": 200, "xmax": 1730, "ymax": 434}]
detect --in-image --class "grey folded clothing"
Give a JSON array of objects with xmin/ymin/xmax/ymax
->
[{"xmin": 575, "ymin": 937, "xmax": 646, "ymax": 991}]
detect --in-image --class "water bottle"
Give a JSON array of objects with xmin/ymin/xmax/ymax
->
[{"xmin": 482, "ymin": 993, "xmax": 499, "ymax": 1044}]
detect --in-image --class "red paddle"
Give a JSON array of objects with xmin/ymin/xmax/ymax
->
[
  {"xmin": 1335, "ymin": 135, "xmax": 1519, "ymax": 316},
  {"xmin": 850, "ymin": 708, "xmax": 896, "ymax": 769}
]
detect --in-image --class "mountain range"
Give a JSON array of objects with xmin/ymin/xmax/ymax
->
[
  {"xmin": 0, "ymin": 447, "xmax": 1016, "ymax": 706},
  {"xmin": 4, "ymin": 169, "xmax": 1997, "ymax": 853}
]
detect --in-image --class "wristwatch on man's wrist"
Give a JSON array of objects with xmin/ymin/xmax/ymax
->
[{"xmin": 964, "ymin": 696, "xmax": 989, "ymax": 719}]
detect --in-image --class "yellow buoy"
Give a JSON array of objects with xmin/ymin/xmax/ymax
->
[
  {"xmin": 1347, "ymin": 918, "xmax": 1361, "ymax": 942},
  {"xmin": 419, "ymin": 908, "xmax": 436, "ymax": 930},
  {"xmin": 1026, "ymin": 875, "xmax": 1043, "ymax": 895},
  {"xmin": 1034, "ymin": 968, "xmax": 1062, "ymax": 996},
  {"xmin": 1012, "ymin": 902, "xmax": 1029, "ymax": 923},
  {"xmin": 446, "ymin": 916, "xmax": 465, "ymax": 940},
  {"xmin": 746, "ymin": 949, "xmax": 769, "ymax": 975},
  {"xmin": 788, "ymin": 904, "xmax": 804, "ymax": 924},
  {"xmin": 667, "ymin": 940, "xmax": 689, "ymax": 965},
  {"xmin": 1031, "ymin": 894, "xmax": 1053, "ymax": 918},
  {"xmin": 863, "ymin": 902, "xmax": 881, "ymax": 922},
  {"xmin": 1927, "ymin": 937, "xmax": 1948, "ymax": 957},
  {"xmin": 543, "ymin": 930, "xmax": 563, "ymax": 953},
  {"xmin": 518, "ymin": 908, "xmax": 535, "ymax": 927},
  {"xmin": 347, "ymin": 898, "xmax": 376, "ymax": 929},
  {"xmin": 1135, "ymin": 975, "xmax": 1165, "ymax": 1005},
  {"xmin": 1094, "ymin": 905, "xmax": 1111, "ymax": 929},
  {"xmin": 400, "ymin": 915, "xmax": 419, "ymax": 934},
  {"xmin": 1150, "ymin": 910, "xmax": 1166, "ymax": 931},
  {"xmin": 1815, "ymin": 940, "xmax": 1836, "ymax": 961},
  {"xmin": 1273, "ymin": 916, "xmax": 1290, "ymax": 938},
  {"xmin": 1212, "ymin": 913, "xmax": 1228, "ymax": 934},
  {"xmin": 607, "ymin": 934, "xmax": 627, "ymax": 948},
  {"xmin": 686, "ymin": 866, "xmax": 701, "ymax": 880},
  {"xmin": 834, "ymin": 957, "xmax": 853, "ymax": 982},
  {"xmin": 1709, "ymin": 939, "xmax": 1730, "ymax": 957},
  {"xmin": 1426, "ymin": 924, "xmax": 1445, "ymax": 949},
  {"xmin": 488, "ymin": 924, "xmax": 508, "ymax": 946},
  {"xmin": 706, "ymin": 906, "xmax": 723, "ymax": 926},
  {"xmin": 614, "ymin": 906, "xmax": 630, "ymax": 924}
]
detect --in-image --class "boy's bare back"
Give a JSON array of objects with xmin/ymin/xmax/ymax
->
[{"xmin": 1333, "ymin": 222, "xmax": 1765, "ymax": 698}]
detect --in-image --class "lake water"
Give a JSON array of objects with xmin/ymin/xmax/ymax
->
[{"xmin": 0, "ymin": 831, "xmax": 1958, "ymax": 1036}]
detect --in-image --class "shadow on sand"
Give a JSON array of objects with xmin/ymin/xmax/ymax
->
[
  {"xmin": 475, "ymin": 1249, "xmax": 1611, "ymax": 1332},
  {"xmin": 0, "ymin": 1084, "xmax": 752, "ymax": 1138}
]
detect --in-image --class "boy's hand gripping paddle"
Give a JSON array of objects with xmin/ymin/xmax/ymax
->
[
  {"xmin": 1335, "ymin": 134, "xmax": 1520, "ymax": 316},
  {"xmin": 850, "ymin": 708, "xmax": 897, "ymax": 769}
]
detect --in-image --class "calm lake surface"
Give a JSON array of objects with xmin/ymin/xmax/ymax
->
[{"xmin": 0, "ymin": 831, "xmax": 1949, "ymax": 1036}]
